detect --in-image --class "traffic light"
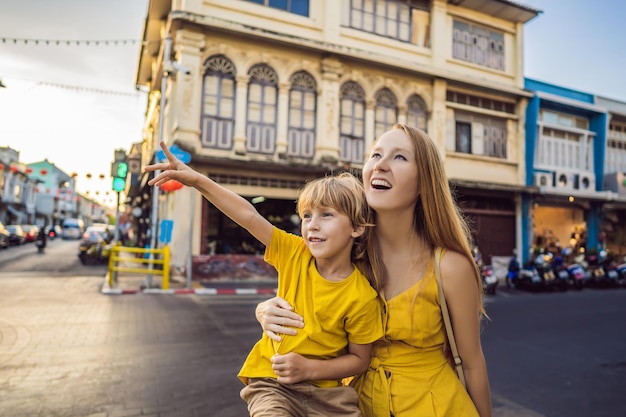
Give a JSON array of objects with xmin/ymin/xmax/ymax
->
[{"xmin": 111, "ymin": 150, "xmax": 128, "ymax": 192}]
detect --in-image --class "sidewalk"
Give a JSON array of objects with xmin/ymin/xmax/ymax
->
[{"xmin": 101, "ymin": 251, "xmax": 277, "ymax": 296}]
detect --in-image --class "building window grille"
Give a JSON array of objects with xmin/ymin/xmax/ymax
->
[
  {"xmin": 246, "ymin": 64, "xmax": 279, "ymax": 154},
  {"xmin": 287, "ymin": 71, "xmax": 317, "ymax": 158},
  {"xmin": 347, "ymin": 0, "xmax": 430, "ymax": 44},
  {"xmin": 339, "ymin": 81, "xmax": 366, "ymax": 164},
  {"xmin": 452, "ymin": 20, "xmax": 505, "ymax": 71},
  {"xmin": 374, "ymin": 88, "xmax": 398, "ymax": 139},
  {"xmin": 201, "ymin": 55, "xmax": 236, "ymax": 150},
  {"xmin": 406, "ymin": 94, "xmax": 428, "ymax": 132},
  {"xmin": 454, "ymin": 111, "xmax": 507, "ymax": 159}
]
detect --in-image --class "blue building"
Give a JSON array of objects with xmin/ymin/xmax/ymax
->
[{"xmin": 523, "ymin": 78, "xmax": 612, "ymax": 263}]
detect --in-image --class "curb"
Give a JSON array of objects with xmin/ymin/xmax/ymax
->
[{"xmin": 101, "ymin": 283, "xmax": 277, "ymax": 296}]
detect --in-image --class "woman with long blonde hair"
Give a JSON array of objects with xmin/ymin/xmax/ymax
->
[{"xmin": 257, "ymin": 124, "xmax": 492, "ymax": 416}]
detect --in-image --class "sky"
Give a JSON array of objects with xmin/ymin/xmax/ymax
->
[
  {"xmin": 0, "ymin": 0, "xmax": 149, "ymax": 207},
  {"xmin": 1, "ymin": 0, "xmax": 625, "ymax": 206}
]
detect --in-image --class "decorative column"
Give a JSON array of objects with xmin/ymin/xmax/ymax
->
[
  {"xmin": 316, "ymin": 57, "xmax": 343, "ymax": 163},
  {"xmin": 397, "ymin": 104, "xmax": 407, "ymax": 125},
  {"xmin": 365, "ymin": 99, "xmax": 376, "ymax": 154},
  {"xmin": 275, "ymin": 82, "xmax": 291, "ymax": 158},
  {"xmin": 431, "ymin": 78, "xmax": 448, "ymax": 158},
  {"xmin": 171, "ymin": 30, "xmax": 205, "ymax": 152},
  {"xmin": 233, "ymin": 74, "xmax": 250, "ymax": 155}
]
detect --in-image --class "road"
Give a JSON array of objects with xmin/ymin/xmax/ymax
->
[{"xmin": 1, "ymin": 240, "xmax": 625, "ymax": 416}]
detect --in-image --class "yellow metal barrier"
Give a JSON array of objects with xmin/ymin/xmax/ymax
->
[{"xmin": 107, "ymin": 244, "xmax": 170, "ymax": 289}]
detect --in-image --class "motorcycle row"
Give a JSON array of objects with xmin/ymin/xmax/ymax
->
[{"xmin": 506, "ymin": 249, "xmax": 626, "ymax": 292}]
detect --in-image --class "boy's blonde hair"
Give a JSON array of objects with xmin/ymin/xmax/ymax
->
[{"xmin": 297, "ymin": 172, "xmax": 376, "ymax": 284}]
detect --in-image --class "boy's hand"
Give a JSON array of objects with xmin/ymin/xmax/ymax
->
[
  {"xmin": 145, "ymin": 141, "xmax": 196, "ymax": 187},
  {"xmin": 271, "ymin": 352, "xmax": 311, "ymax": 384}
]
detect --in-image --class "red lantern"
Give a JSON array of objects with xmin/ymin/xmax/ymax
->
[
  {"xmin": 40, "ymin": 168, "xmax": 48, "ymax": 175},
  {"xmin": 9, "ymin": 165, "xmax": 18, "ymax": 173},
  {"xmin": 26, "ymin": 167, "xmax": 33, "ymax": 174},
  {"xmin": 0, "ymin": 163, "xmax": 4, "ymax": 170},
  {"xmin": 160, "ymin": 179, "xmax": 184, "ymax": 192}
]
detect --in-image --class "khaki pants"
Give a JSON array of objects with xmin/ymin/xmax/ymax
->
[{"xmin": 241, "ymin": 378, "xmax": 361, "ymax": 417}]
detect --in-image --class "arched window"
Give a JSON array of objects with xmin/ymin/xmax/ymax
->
[
  {"xmin": 406, "ymin": 94, "xmax": 428, "ymax": 132},
  {"xmin": 246, "ymin": 64, "xmax": 279, "ymax": 154},
  {"xmin": 339, "ymin": 81, "xmax": 366, "ymax": 163},
  {"xmin": 374, "ymin": 88, "xmax": 398, "ymax": 139},
  {"xmin": 201, "ymin": 55, "xmax": 236, "ymax": 149},
  {"xmin": 288, "ymin": 71, "xmax": 317, "ymax": 158}
]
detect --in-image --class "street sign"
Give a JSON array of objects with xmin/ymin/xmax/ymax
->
[
  {"xmin": 159, "ymin": 219, "xmax": 174, "ymax": 244},
  {"xmin": 156, "ymin": 144, "xmax": 191, "ymax": 164}
]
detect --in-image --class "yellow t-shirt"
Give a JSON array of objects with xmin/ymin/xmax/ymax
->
[{"xmin": 238, "ymin": 227, "xmax": 383, "ymax": 388}]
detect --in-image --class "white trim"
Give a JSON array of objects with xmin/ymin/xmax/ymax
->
[{"xmin": 535, "ymin": 91, "xmax": 607, "ymax": 114}]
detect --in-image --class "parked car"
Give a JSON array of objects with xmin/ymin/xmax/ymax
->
[
  {"xmin": 6, "ymin": 224, "xmax": 27, "ymax": 245},
  {"xmin": 0, "ymin": 221, "xmax": 9, "ymax": 249},
  {"xmin": 21, "ymin": 224, "xmax": 40, "ymax": 243},
  {"xmin": 62, "ymin": 218, "xmax": 85, "ymax": 240}
]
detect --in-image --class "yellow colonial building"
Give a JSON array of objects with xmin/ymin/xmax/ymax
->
[{"xmin": 131, "ymin": 0, "xmax": 540, "ymax": 272}]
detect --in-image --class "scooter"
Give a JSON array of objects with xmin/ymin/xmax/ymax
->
[
  {"xmin": 36, "ymin": 238, "xmax": 46, "ymax": 253},
  {"xmin": 601, "ymin": 253, "xmax": 621, "ymax": 288},
  {"xmin": 549, "ymin": 255, "xmax": 570, "ymax": 292},
  {"xmin": 585, "ymin": 251, "xmax": 608, "ymax": 288},
  {"xmin": 482, "ymin": 265, "xmax": 498, "ymax": 295},
  {"xmin": 533, "ymin": 251, "xmax": 560, "ymax": 291},
  {"xmin": 566, "ymin": 263, "xmax": 586, "ymax": 290},
  {"xmin": 617, "ymin": 263, "xmax": 626, "ymax": 288}
]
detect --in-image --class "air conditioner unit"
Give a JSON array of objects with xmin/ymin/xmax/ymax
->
[
  {"xmin": 534, "ymin": 172, "xmax": 552, "ymax": 188},
  {"xmin": 576, "ymin": 173, "xmax": 595, "ymax": 191},
  {"xmin": 553, "ymin": 171, "xmax": 575, "ymax": 190}
]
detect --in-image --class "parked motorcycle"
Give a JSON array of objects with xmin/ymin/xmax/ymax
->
[
  {"xmin": 473, "ymin": 244, "xmax": 497, "ymax": 294},
  {"xmin": 617, "ymin": 263, "xmax": 626, "ymax": 288},
  {"xmin": 548, "ymin": 255, "xmax": 570, "ymax": 292},
  {"xmin": 513, "ymin": 261, "xmax": 544, "ymax": 292},
  {"xmin": 482, "ymin": 264, "xmax": 498, "ymax": 295},
  {"xmin": 533, "ymin": 251, "xmax": 563, "ymax": 291},
  {"xmin": 566, "ymin": 263, "xmax": 587, "ymax": 290},
  {"xmin": 585, "ymin": 250, "xmax": 608, "ymax": 288},
  {"xmin": 78, "ymin": 228, "xmax": 114, "ymax": 265},
  {"xmin": 600, "ymin": 252, "xmax": 621, "ymax": 288}
]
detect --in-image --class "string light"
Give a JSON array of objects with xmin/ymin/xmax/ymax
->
[
  {"xmin": 36, "ymin": 80, "xmax": 142, "ymax": 97},
  {"xmin": 0, "ymin": 36, "xmax": 149, "ymax": 47}
]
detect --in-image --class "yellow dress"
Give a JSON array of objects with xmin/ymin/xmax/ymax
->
[{"xmin": 350, "ymin": 254, "xmax": 479, "ymax": 417}]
